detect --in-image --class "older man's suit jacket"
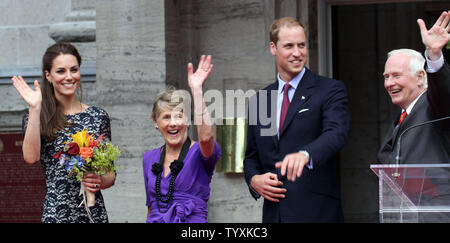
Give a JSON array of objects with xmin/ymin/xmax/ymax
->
[
  {"xmin": 378, "ymin": 62, "xmax": 450, "ymax": 164},
  {"xmin": 244, "ymin": 68, "xmax": 350, "ymax": 222}
]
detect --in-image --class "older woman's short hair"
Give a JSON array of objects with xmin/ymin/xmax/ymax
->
[
  {"xmin": 151, "ymin": 87, "xmax": 191, "ymax": 121},
  {"xmin": 387, "ymin": 48, "xmax": 428, "ymax": 88}
]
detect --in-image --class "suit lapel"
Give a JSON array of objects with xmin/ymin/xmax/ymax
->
[
  {"xmin": 401, "ymin": 91, "xmax": 427, "ymax": 128},
  {"xmin": 391, "ymin": 91, "xmax": 428, "ymax": 143},
  {"xmin": 386, "ymin": 91, "xmax": 427, "ymax": 152},
  {"xmin": 280, "ymin": 69, "xmax": 315, "ymax": 137},
  {"xmin": 391, "ymin": 117, "xmax": 401, "ymax": 145}
]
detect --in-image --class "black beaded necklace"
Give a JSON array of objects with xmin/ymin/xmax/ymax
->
[{"xmin": 151, "ymin": 137, "xmax": 191, "ymax": 213}]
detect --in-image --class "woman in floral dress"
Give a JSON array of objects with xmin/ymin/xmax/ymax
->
[{"xmin": 12, "ymin": 43, "xmax": 115, "ymax": 223}]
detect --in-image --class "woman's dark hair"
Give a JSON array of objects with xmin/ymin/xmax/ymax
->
[{"xmin": 40, "ymin": 42, "xmax": 82, "ymax": 141}]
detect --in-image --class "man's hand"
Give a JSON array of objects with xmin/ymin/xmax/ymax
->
[
  {"xmin": 275, "ymin": 152, "xmax": 310, "ymax": 182},
  {"xmin": 250, "ymin": 173, "xmax": 287, "ymax": 202},
  {"xmin": 417, "ymin": 10, "xmax": 450, "ymax": 61}
]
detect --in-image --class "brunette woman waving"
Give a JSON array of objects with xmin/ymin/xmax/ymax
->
[{"xmin": 12, "ymin": 43, "xmax": 115, "ymax": 223}]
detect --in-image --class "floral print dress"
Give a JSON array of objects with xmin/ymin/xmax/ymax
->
[{"xmin": 22, "ymin": 106, "xmax": 111, "ymax": 223}]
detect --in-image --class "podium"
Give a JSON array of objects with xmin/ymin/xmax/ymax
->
[{"xmin": 371, "ymin": 164, "xmax": 450, "ymax": 223}]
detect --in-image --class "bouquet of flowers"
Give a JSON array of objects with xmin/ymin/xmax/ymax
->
[{"xmin": 54, "ymin": 128, "xmax": 121, "ymax": 208}]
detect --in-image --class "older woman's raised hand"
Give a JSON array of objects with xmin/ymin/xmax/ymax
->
[
  {"xmin": 11, "ymin": 75, "xmax": 42, "ymax": 109},
  {"xmin": 187, "ymin": 55, "xmax": 214, "ymax": 90}
]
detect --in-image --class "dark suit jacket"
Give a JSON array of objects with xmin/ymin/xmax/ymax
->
[
  {"xmin": 244, "ymin": 68, "xmax": 350, "ymax": 222},
  {"xmin": 378, "ymin": 62, "xmax": 450, "ymax": 164}
]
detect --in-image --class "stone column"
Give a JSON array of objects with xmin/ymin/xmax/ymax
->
[
  {"xmin": 47, "ymin": 0, "xmax": 97, "ymax": 105},
  {"xmin": 48, "ymin": 0, "xmax": 96, "ymax": 62},
  {"xmin": 96, "ymin": 0, "xmax": 166, "ymax": 222}
]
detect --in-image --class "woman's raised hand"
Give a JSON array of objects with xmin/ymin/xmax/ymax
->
[
  {"xmin": 11, "ymin": 76, "xmax": 42, "ymax": 109},
  {"xmin": 187, "ymin": 55, "xmax": 213, "ymax": 90},
  {"xmin": 187, "ymin": 55, "xmax": 215, "ymax": 158}
]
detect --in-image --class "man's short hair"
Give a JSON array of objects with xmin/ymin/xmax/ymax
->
[{"xmin": 269, "ymin": 17, "xmax": 306, "ymax": 45}]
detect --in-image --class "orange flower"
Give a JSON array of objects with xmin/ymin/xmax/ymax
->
[{"xmin": 79, "ymin": 147, "xmax": 93, "ymax": 160}]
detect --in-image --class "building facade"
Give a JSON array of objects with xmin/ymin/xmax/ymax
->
[{"xmin": 1, "ymin": 0, "xmax": 449, "ymax": 223}]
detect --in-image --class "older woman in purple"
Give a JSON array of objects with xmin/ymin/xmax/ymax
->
[{"xmin": 143, "ymin": 55, "xmax": 221, "ymax": 223}]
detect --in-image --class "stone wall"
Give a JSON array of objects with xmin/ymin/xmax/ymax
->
[{"xmin": 96, "ymin": 0, "xmax": 166, "ymax": 222}]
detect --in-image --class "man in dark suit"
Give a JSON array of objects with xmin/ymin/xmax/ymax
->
[
  {"xmin": 378, "ymin": 11, "xmax": 450, "ymax": 164},
  {"xmin": 244, "ymin": 17, "xmax": 350, "ymax": 222},
  {"xmin": 376, "ymin": 12, "xmax": 450, "ymax": 222}
]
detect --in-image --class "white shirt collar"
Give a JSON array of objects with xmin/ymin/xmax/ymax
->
[{"xmin": 277, "ymin": 68, "xmax": 305, "ymax": 94}]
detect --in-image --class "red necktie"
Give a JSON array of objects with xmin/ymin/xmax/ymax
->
[
  {"xmin": 279, "ymin": 83, "xmax": 291, "ymax": 134},
  {"xmin": 398, "ymin": 111, "xmax": 407, "ymax": 125}
]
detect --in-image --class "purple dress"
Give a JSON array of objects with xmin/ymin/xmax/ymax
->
[{"xmin": 143, "ymin": 141, "xmax": 221, "ymax": 223}]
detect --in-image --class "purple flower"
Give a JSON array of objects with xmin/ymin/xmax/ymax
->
[
  {"xmin": 58, "ymin": 154, "xmax": 67, "ymax": 166},
  {"xmin": 77, "ymin": 156, "xmax": 85, "ymax": 168},
  {"xmin": 65, "ymin": 157, "xmax": 76, "ymax": 171}
]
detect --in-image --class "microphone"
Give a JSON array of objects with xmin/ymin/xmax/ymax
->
[{"xmin": 393, "ymin": 115, "xmax": 450, "ymax": 177}]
